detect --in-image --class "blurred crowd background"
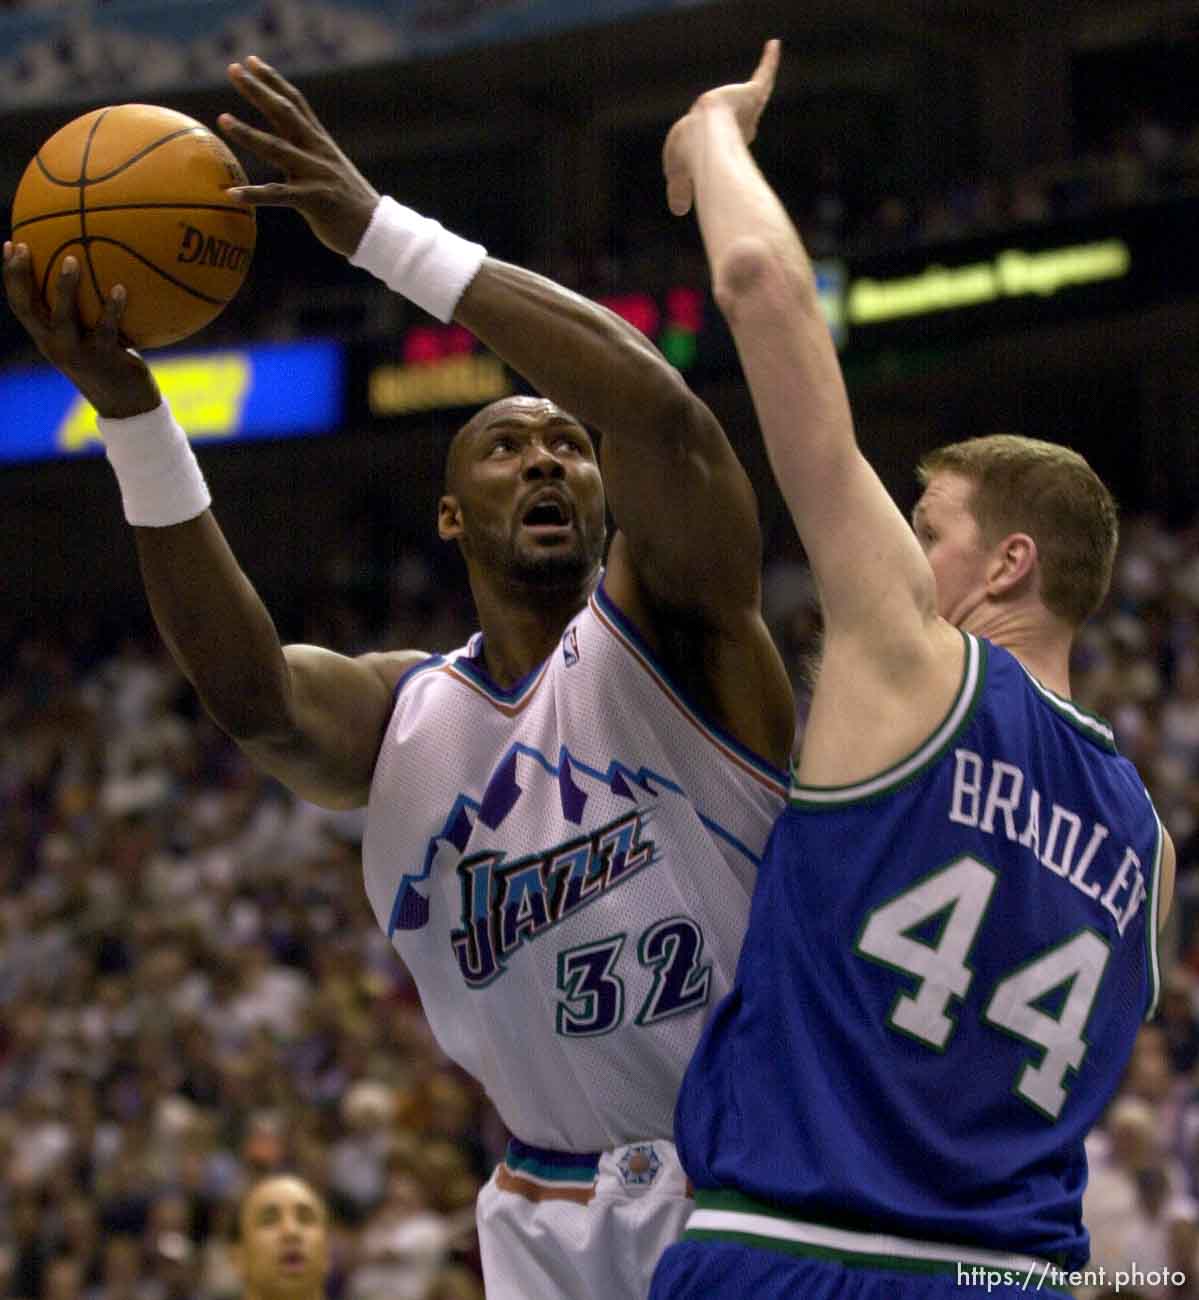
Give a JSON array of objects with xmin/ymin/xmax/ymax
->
[
  {"xmin": 8, "ymin": 519, "xmax": 1199, "ymax": 1297},
  {"xmin": 3, "ymin": 0, "xmax": 1199, "ymax": 1296}
]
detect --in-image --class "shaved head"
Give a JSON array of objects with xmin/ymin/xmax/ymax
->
[{"xmin": 445, "ymin": 396, "xmax": 592, "ymax": 494}]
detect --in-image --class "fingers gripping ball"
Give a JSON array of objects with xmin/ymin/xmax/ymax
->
[{"xmin": 11, "ymin": 104, "xmax": 255, "ymax": 348}]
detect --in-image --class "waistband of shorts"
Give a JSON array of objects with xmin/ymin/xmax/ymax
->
[
  {"xmin": 505, "ymin": 1137, "xmax": 602, "ymax": 1184},
  {"xmin": 686, "ymin": 1189, "xmax": 1069, "ymax": 1288},
  {"xmin": 496, "ymin": 1137, "xmax": 603, "ymax": 1204},
  {"xmin": 498, "ymin": 1137, "xmax": 691, "ymax": 1206}
]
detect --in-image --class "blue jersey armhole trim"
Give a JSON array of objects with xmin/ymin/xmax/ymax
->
[{"xmin": 593, "ymin": 576, "xmax": 789, "ymax": 787}]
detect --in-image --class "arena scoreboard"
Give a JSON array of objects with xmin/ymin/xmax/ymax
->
[{"xmin": 0, "ymin": 340, "xmax": 343, "ymax": 464}]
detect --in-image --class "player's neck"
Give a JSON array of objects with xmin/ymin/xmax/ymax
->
[
  {"xmin": 963, "ymin": 601, "xmax": 1074, "ymax": 697},
  {"xmin": 471, "ymin": 568, "xmax": 599, "ymax": 687}
]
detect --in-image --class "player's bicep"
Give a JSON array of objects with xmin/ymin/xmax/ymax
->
[
  {"xmin": 601, "ymin": 392, "xmax": 764, "ymax": 619},
  {"xmin": 238, "ymin": 644, "xmax": 418, "ymax": 810}
]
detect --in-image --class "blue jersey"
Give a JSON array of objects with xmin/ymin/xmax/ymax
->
[{"xmin": 675, "ymin": 633, "xmax": 1164, "ymax": 1270}]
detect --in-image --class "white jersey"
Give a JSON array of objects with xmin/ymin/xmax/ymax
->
[{"xmin": 363, "ymin": 579, "xmax": 786, "ymax": 1152}]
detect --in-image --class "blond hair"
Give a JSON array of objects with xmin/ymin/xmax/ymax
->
[{"xmin": 917, "ymin": 435, "xmax": 1117, "ymax": 626}]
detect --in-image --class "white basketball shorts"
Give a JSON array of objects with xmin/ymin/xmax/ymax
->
[{"xmin": 476, "ymin": 1136, "xmax": 693, "ymax": 1300}]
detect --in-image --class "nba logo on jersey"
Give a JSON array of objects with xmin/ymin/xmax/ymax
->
[
  {"xmin": 563, "ymin": 626, "xmax": 581, "ymax": 667},
  {"xmin": 618, "ymin": 1143, "xmax": 661, "ymax": 1187}
]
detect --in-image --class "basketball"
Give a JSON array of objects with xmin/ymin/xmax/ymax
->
[{"xmin": 10, "ymin": 104, "xmax": 256, "ymax": 349}]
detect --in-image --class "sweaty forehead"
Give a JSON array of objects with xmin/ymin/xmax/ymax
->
[
  {"xmin": 466, "ymin": 396, "xmax": 585, "ymax": 440},
  {"xmin": 447, "ymin": 397, "xmax": 590, "ymax": 489}
]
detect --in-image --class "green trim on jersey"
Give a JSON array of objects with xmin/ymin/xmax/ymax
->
[
  {"xmin": 686, "ymin": 1190, "xmax": 1068, "ymax": 1292},
  {"xmin": 1145, "ymin": 812, "xmax": 1165, "ymax": 1020},
  {"xmin": 1015, "ymin": 665, "xmax": 1117, "ymax": 753},
  {"xmin": 788, "ymin": 632, "xmax": 986, "ymax": 808}
]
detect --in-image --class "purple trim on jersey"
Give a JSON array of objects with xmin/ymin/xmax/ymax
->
[
  {"xmin": 452, "ymin": 636, "xmax": 551, "ymax": 703},
  {"xmin": 592, "ymin": 579, "xmax": 788, "ymax": 793},
  {"xmin": 478, "ymin": 749, "xmax": 523, "ymax": 830},
  {"xmin": 559, "ymin": 751, "xmax": 588, "ymax": 824}
]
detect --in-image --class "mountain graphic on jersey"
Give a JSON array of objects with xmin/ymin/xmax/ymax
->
[{"xmin": 385, "ymin": 740, "xmax": 667, "ymax": 986}]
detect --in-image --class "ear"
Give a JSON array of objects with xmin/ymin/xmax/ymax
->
[
  {"xmin": 986, "ymin": 532, "xmax": 1037, "ymax": 598},
  {"xmin": 438, "ymin": 494, "xmax": 463, "ymax": 541}
]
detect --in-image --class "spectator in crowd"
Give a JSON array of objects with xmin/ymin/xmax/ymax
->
[
  {"xmin": 1122, "ymin": 1164, "xmax": 1198, "ymax": 1299},
  {"xmin": 231, "ymin": 1173, "xmax": 332, "ymax": 1300},
  {"xmin": 349, "ymin": 1169, "xmax": 469, "ymax": 1300},
  {"xmin": 1083, "ymin": 1081, "xmax": 1199, "ymax": 1293},
  {"xmin": 86, "ymin": 1235, "xmax": 151, "ymax": 1300},
  {"xmin": 1161, "ymin": 969, "xmax": 1199, "ymax": 1076},
  {"xmin": 41, "ymin": 1254, "xmax": 86, "ymax": 1300},
  {"xmin": 424, "ymin": 1266, "xmax": 486, "ymax": 1300},
  {"xmin": 1085, "ymin": 1098, "xmax": 1175, "ymax": 1277},
  {"xmin": 328, "ymin": 1081, "xmax": 395, "ymax": 1223}
]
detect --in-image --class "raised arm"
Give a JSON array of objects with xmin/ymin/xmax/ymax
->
[
  {"xmin": 663, "ymin": 43, "xmax": 940, "ymax": 660},
  {"xmin": 3, "ymin": 245, "xmax": 410, "ymax": 809},
  {"xmin": 217, "ymin": 57, "xmax": 763, "ymax": 632}
]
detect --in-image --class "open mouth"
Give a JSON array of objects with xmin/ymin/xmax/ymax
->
[{"xmin": 521, "ymin": 493, "xmax": 573, "ymax": 532}]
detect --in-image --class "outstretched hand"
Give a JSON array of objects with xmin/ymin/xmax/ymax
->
[
  {"xmin": 663, "ymin": 39, "xmax": 780, "ymax": 217},
  {"xmin": 3, "ymin": 244, "xmax": 159, "ymax": 419},
  {"xmin": 219, "ymin": 56, "xmax": 381, "ymax": 257}
]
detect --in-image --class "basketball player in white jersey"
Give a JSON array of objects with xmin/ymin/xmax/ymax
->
[{"xmin": 2, "ymin": 55, "xmax": 793, "ymax": 1300}]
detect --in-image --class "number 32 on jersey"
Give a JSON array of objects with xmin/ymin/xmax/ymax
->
[
  {"xmin": 855, "ymin": 856, "xmax": 1111, "ymax": 1120},
  {"xmin": 555, "ymin": 916, "xmax": 712, "ymax": 1038}
]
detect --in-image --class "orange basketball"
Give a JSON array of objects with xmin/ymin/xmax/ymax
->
[{"xmin": 10, "ymin": 104, "xmax": 256, "ymax": 349}]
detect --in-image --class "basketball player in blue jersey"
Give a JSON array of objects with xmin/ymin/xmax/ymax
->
[
  {"xmin": 3, "ymin": 55, "xmax": 793, "ymax": 1300},
  {"xmin": 649, "ymin": 42, "xmax": 1178, "ymax": 1300}
]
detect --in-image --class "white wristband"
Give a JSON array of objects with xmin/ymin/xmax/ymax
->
[
  {"xmin": 349, "ymin": 195, "xmax": 486, "ymax": 322},
  {"xmin": 98, "ymin": 400, "xmax": 211, "ymax": 528}
]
